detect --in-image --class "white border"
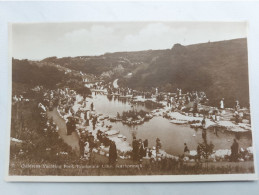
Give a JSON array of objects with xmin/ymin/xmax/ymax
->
[
  {"xmin": 5, "ymin": 174, "xmax": 258, "ymax": 182},
  {"xmin": 247, "ymin": 21, "xmax": 259, "ymax": 180},
  {"xmin": 5, "ymin": 21, "xmax": 258, "ymax": 182},
  {"xmin": 5, "ymin": 23, "xmax": 13, "ymax": 182}
]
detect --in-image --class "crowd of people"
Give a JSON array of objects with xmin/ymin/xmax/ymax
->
[
  {"xmin": 105, "ymin": 83, "xmax": 248, "ymax": 127},
  {"xmin": 38, "ymin": 82, "xmax": 250, "ymax": 167},
  {"xmin": 131, "ymin": 137, "xmax": 163, "ymax": 163},
  {"xmin": 41, "ymin": 86, "xmax": 166, "ymax": 165}
]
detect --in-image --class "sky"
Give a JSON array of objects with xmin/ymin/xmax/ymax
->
[{"xmin": 11, "ymin": 22, "xmax": 247, "ymax": 60}]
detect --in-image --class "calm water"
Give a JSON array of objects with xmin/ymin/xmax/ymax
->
[
  {"xmin": 91, "ymin": 94, "xmax": 252, "ymax": 155},
  {"xmin": 90, "ymin": 92, "xmax": 151, "ymax": 116},
  {"xmin": 112, "ymin": 117, "xmax": 252, "ymax": 155}
]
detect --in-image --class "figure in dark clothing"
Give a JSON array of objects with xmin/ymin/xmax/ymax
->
[
  {"xmin": 97, "ymin": 130, "xmax": 102, "ymax": 141},
  {"xmin": 92, "ymin": 116, "xmax": 97, "ymax": 130},
  {"xmin": 148, "ymin": 148, "xmax": 152, "ymax": 158},
  {"xmin": 231, "ymin": 139, "xmax": 239, "ymax": 162},
  {"xmin": 235, "ymin": 113, "xmax": 239, "ymax": 124},
  {"xmin": 202, "ymin": 128, "xmax": 207, "ymax": 141},
  {"xmin": 103, "ymin": 136, "xmax": 110, "ymax": 147},
  {"xmin": 66, "ymin": 120, "xmax": 71, "ymax": 135},
  {"xmin": 79, "ymin": 138, "xmax": 85, "ymax": 157},
  {"xmin": 88, "ymin": 133, "xmax": 95, "ymax": 152},
  {"xmin": 71, "ymin": 119, "xmax": 76, "ymax": 132},
  {"xmin": 196, "ymin": 143, "xmax": 202, "ymax": 161},
  {"xmin": 85, "ymin": 118, "xmax": 89, "ymax": 126},
  {"xmin": 90, "ymin": 102, "xmax": 94, "ymax": 111},
  {"xmin": 109, "ymin": 141, "xmax": 117, "ymax": 165},
  {"xmin": 132, "ymin": 137, "xmax": 139, "ymax": 161},
  {"xmin": 193, "ymin": 101, "xmax": 198, "ymax": 114},
  {"xmin": 156, "ymin": 138, "xmax": 162, "ymax": 154},
  {"xmin": 144, "ymin": 139, "xmax": 148, "ymax": 148},
  {"xmin": 66, "ymin": 118, "xmax": 76, "ymax": 135},
  {"xmin": 184, "ymin": 143, "xmax": 190, "ymax": 154}
]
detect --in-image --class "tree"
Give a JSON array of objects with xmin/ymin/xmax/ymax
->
[
  {"xmin": 199, "ymin": 140, "xmax": 214, "ymax": 170},
  {"xmin": 74, "ymin": 85, "xmax": 91, "ymax": 97}
]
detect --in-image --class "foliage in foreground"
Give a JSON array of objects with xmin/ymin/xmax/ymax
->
[{"xmin": 9, "ymin": 156, "xmax": 255, "ymax": 176}]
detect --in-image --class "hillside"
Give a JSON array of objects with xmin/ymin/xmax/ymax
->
[
  {"xmin": 12, "ymin": 59, "xmax": 91, "ymax": 97},
  {"xmin": 14, "ymin": 38, "xmax": 249, "ymax": 108},
  {"xmin": 120, "ymin": 38, "xmax": 249, "ymax": 107}
]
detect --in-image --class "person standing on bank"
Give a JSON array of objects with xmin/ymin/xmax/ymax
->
[
  {"xmin": 79, "ymin": 138, "xmax": 85, "ymax": 158},
  {"xmin": 219, "ymin": 98, "xmax": 224, "ymax": 113},
  {"xmin": 66, "ymin": 119, "xmax": 71, "ymax": 135},
  {"xmin": 92, "ymin": 116, "xmax": 97, "ymax": 130},
  {"xmin": 196, "ymin": 143, "xmax": 202, "ymax": 162},
  {"xmin": 139, "ymin": 140, "xmax": 146, "ymax": 161},
  {"xmin": 235, "ymin": 100, "xmax": 240, "ymax": 111},
  {"xmin": 90, "ymin": 102, "xmax": 94, "ymax": 111},
  {"xmin": 156, "ymin": 138, "xmax": 162, "ymax": 155},
  {"xmin": 144, "ymin": 139, "xmax": 148, "ymax": 154},
  {"xmin": 84, "ymin": 142, "xmax": 90, "ymax": 160},
  {"xmin": 184, "ymin": 143, "xmax": 190, "ymax": 155},
  {"xmin": 202, "ymin": 128, "xmax": 207, "ymax": 141},
  {"xmin": 84, "ymin": 110, "xmax": 89, "ymax": 126},
  {"xmin": 132, "ymin": 136, "xmax": 139, "ymax": 161},
  {"xmin": 231, "ymin": 139, "xmax": 239, "ymax": 162},
  {"xmin": 202, "ymin": 116, "xmax": 206, "ymax": 128},
  {"xmin": 109, "ymin": 141, "xmax": 117, "ymax": 166}
]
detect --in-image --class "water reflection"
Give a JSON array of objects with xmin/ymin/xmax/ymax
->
[
  {"xmin": 90, "ymin": 93, "xmax": 252, "ymax": 155},
  {"xmin": 91, "ymin": 93, "xmax": 151, "ymax": 116},
  {"xmin": 111, "ymin": 117, "xmax": 252, "ymax": 155}
]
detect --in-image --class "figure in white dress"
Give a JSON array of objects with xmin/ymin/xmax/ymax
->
[
  {"xmin": 84, "ymin": 142, "xmax": 90, "ymax": 160},
  {"xmin": 220, "ymin": 98, "xmax": 224, "ymax": 109},
  {"xmin": 151, "ymin": 146, "xmax": 157, "ymax": 160}
]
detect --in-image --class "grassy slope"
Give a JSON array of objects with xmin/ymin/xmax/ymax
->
[
  {"xmin": 26, "ymin": 38, "xmax": 249, "ymax": 107},
  {"xmin": 123, "ymin": 39, "xmax": 249, "ymax": 107}
]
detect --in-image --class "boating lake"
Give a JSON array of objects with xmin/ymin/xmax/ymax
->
[{"xmin": 91, "ymin": 93, "xmax": 252, "ymax": 155}]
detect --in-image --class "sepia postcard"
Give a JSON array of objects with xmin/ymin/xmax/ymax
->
[{"xmin": 6, "ymin": 22, "xmax": 257, "ymax": 182}]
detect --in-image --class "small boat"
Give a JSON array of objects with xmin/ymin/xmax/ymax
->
[
  {"xmin": 105, "ymin": 129, "xmax": 120, "ymax": 136},
  {"xmin": 170, "ymin": 119, "xmax": 188, "ymax": 124},
  {"xmin": 117, "ymin": 134, "xmax": 123, "ymax": 138},
  {"xmin": 190, "ymin": 123, "xmax": 202, "ymax": 128},
  {"xmin": 109, "ymin": 117, "xmax": 122, "ymax": 122}
]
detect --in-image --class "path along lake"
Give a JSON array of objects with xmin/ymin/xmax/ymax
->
[{"xmin": 90, "ymin": 93, "xmax": 252, "ymax": 155}]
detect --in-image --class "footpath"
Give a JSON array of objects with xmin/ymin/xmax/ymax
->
[
  {"xmin": 48, "ymin": 107, "xmax": 80, "ymax": 155},
  {"xmin": 47, "ymin": 107, "xmax": 254, "ymax": 173}
]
